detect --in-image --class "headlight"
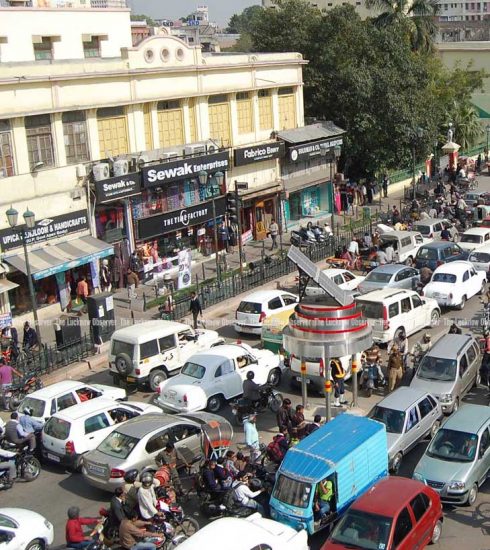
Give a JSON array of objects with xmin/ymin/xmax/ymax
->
[
  {"xmin": 449, "ymin": 481, "xmax": 466, "ymax": 491},
  {"xmin": 413, "ymin": 472, "xmax": 425, "ymax": 483},
  {"xmin": 440, "ymin": 393, "xmax": 453, "ymax": 403}
]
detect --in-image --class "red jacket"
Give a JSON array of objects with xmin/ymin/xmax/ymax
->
[{"xmin": 66, "ymin": 518, "xmax": 97, "ymax": 543}]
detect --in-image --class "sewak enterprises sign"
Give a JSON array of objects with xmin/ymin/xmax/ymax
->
[{"xmin": 142, "ymin": 151, "xmax": 230, "ymax": 188}]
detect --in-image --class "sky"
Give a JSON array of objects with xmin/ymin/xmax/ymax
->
[{"xmin": 128, "ymin": 0, "xmax": 261, "ymax": 26}]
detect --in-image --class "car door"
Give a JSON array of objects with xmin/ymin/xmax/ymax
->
[
  {"xmin": 170, "ymin": 423, "xmax": 202, "ymax": 465},
  {"xmin": 404, "ymin": 405, "xmax": 422, "ymax": 451},
  {"xmin": 143, "ymin": 428, "xmax": 171, "ymax": 465},
  {"xmin": 409, "ymin": 492, "xmax": 434, "ymax": 548},
  {"xmin": 390, "ymin": 506, "xmax": 414, "ymax": 550},
  {"xmin": 400, "ymin": 296, "xmax": 415, "ymax": 335},
  {"xmin": 417, "ymin": 396, "xmax": 440, "ymax": 437},
  {"xmin": 465, "ymin": 343, "xmax": 478, "ymax": 387},
  {"xmin": 468, "ymin": 266, "xmax": 482, "ymax": 297},
  {"xmin": 268, "ymin": 296, "xmax": 284, "ymax": 317},
  {"xmin": 280, "ymin": 293, "xmax": 298, "ymax": 312},
  {"xmin": 56, "ymin": 392, "xmax": 78, "ymax": 412},
  {"xmin": 394, "ymin": 269, "xmax": 411, "ymax": 289},
  {"xmin": 459, "ymin": 353, "xmax": 472, "ymax": 395},
  {"xmin": 212, "ymin": 359, "xmax": 242, "ymax": 399},
  {"xmin": 241, "ymin": 353, "xmax": 268, "ymax": 385},
  {"xmin": 341, "ymin": 271, "xmax": 360, "ymax": 290},
  {"xmin": 158, "ymin": 334, "xmax": 178, "ymax": 365},
  {"xmin": 0, "ymin": 528, "xmax": 18, "ymax": 550},
  {"xmin": 177, "ymin": 328, "xmax": 198, "ymax": 356},
  {"xmin": 410, "ymin": 294, "xmax": 428, "ymax": 330}
]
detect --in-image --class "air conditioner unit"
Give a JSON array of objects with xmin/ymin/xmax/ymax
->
[
  {"xmin": 184, "ymin": 144, "xmax": 206, "ymax": 156},
  {"xmin": 113, "ymin": 159, "xmax": 129, "ymax": 177},
  {"xmin": 207, "ymin": 143, "xmax": 219, "ymax": 153},
  {"xmin": 76, "ymin": 164, "xmax": 87, "ymax": 178},
  {"xmin": 71, "ymin": 188, "xmax": 82, "ymax": 201},
  {"xmin": 92, "ymin": 163, "xmax": 110, "ymax": 182},
  {"xmin": 136, "ymin": 155, "xmax": 150, "ymax": 168},
  {"xmin": 161, "ymin": 152, "xmax": 179, "ymax": 160}
]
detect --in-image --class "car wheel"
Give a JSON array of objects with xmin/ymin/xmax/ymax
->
[
  {"xmin": 466, "ymin": 483, "xmax": 478, "ymax": 506},
  {"xmin": 115, "ymin": 353, "xmax": 133, "ymax": 376},
  {"xmin": 474, "ymin": 371, "xmax": 481, "ymax": 388},
  {"xmin": 148, "ymin": 369, "xmax": 167, "ymax": 392},
  {"xmin": 429, "ymin": 419, "xmax": 441, "ymax": 439},
  {"xmin": 430, "ymin": 520, "xmax": 443, "ymax": 544},
  {"xmin": 430, "ymin": 310, "xmax": 440, "ymax": 327},
  {"xmin": 25, "ymin": 539, "xmax": 44, "ymax": 550},
  {"xmin": 74, "ymin": 453, "xmax": 87, "ymax": 473},
  {"xmin": 453, "ymin": 398, "xmax": 459, "ymax": 413},
  {"xmin": 207, "ymin": 395, "xmax": 224, "ymax": 413},
  {"xmin": 267, "ymin": 368, "xmax": 282, "ymax": 387},
  {"xmin": 457, "ymin": 295, "xmax": 466, "ymax": 310},
  {"xmin": 391, "ymin": 452, "xmax": 403, "ymax": 475}
]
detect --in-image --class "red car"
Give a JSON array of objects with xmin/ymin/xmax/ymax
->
[{"xmin": 321, "ymin": 477, "xmax": 443, "ymax": 550}]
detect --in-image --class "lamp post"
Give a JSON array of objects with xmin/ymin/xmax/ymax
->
[
  {"xmin": 486, "ymin": 124, "xmax": 490, "ymax": 158},
  {"xmin": 198, "ymin": 170, "xmax": 221, "ymax": 282},
  {"xmin": 409, "ymin": 127, "xmax": 424, "ymax": 200},
  {"xmin": 6, "ymin": 206, "xmax": 42, "ymax": 347}
]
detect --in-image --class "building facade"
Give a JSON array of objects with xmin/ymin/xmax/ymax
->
[{"xmin": 261, "ymin": 0, "xmax": 375, "ymax": 19}]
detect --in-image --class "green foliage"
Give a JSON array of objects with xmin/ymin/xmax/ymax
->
[
  {"xmin": 130, "ymin": 14, "xmax": 156, "ymax": 26},
  {"xmin": 226, "ymin": 5, "xmax": 264, "ymax": 34}
]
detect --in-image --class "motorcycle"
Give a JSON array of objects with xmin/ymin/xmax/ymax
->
[
  {"xmin": 230, "ymin": 386, "xmax": 283, "ymax": 425},
  {"xmin": 290, "ymin": 229, "xmax": 314, "ymax": 248},
  {"xmin": 0, "ymin": 444, "xmax": 41, "ymax": 489},
  {"xmin": 360, "ymin": 362, "xmax": 385, "ymax": 398},
  {"xmin": 3, "ymin": 374, "xmax": 43, "ymax": 411},
  {"xmin": 154, "ymin": 485, "xmax": 200, "ymax": 538},
  {"xmin": 481, "ymin": 299, "xmax": 490, "ymax": 333},
  {"xmin": 148, "ymin": 514, "xmax": 189, "ymax": 549}
]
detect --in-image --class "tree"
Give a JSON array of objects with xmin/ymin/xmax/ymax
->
[
  {"xmin": 226, "ymin": 5, "xmax": 264, "ymax": 34},
  {"xmin": 365, "ymin": 0, "xmax": 440, "ymax": 53},
  {"xmin": 452, "ymin": 105, "xmax": 482, "ymax": 150},
  {"xmin": 130, "ymin": 14, "xmax": 157, "ymax": 26}
]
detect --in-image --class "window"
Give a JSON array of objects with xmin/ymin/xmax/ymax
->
[
  {"xmin": 208, "ymin": 94, "xmax": 231, "ymax": 147},
  {"xmin": 459, "ymin": 355, "xmax": 468, "ymax": 376},
  {"xmin": 479, "ymin": 428, "xmax": 490, "ymax": 456},
  {"xmin": 145, "ymin": 430, "xmax": 170, "ymax": 454},
  {"xmin": 140, "ymin": 339, "xmax": 159, "ymax": 360},
  {"xmin": 111, "ymin": 340, "xmax": 134, "ymax": 359},
  {"xmin": 83, "ymin": 36, "xmax": 100, "ymax": 58},
  {"xmin": 0, "ymin": 120, "xmax": 14, "ymax": 177},
  {"xmin": 170, "ymin": 424, "xmax": 200, "ymax": 441},
  {"xmin": 97, "ymin": 106, "xmax": 128, "ymax": 157},
  {"xmin": 272, "ymin": 474, "xmax": 312, "ymax": 508},
  {"xmin": 181, "ymin": 362, "xmax": 206, "ymax": 379},
  {"xmin": 393, "ymin": 507, "xmax": 413, "ymax": 546},
  {"xmin": 44, "ymin": 417, "xmax": 71, "ymax": 440},
  {"xmin": 236, "ymin": 92, "xmax": 253, "ymax": 134},
  {"xmin": 85, "ymin": 413, "xmax": 110, "ymax": 435},
  {"xmin": 33, "ymin": 37, "xmax": 53, "ymax": 60},
  {"xmin": 215, "ymin": 359, "xmax": 235, "ymax": 377},
  {"xmin": 159, "ymin": 335, "xmax": 176, "ymax": 352},
  {"xmin": 406, "ymin": 406, "xmax": 419, "ymax": 431},
  {"xmin": 401, "ymin": 237, "xmax": 411, "ymax": 247},
  {"xmin": 25, "ymin": 114, "xmax": 54, "ymax": 169},
  {"xmin": 98, "ymin": 432, "xmax": 139, "ymax": 459},
  {"xmin": 278, "ymin": 87, "xmax": 296, "ymax": 129},
  {"xmin": 333, "ymin": 274, "xmax": 344, "ymax": 285},
  {"xmin": 401, "ymin": 297, "xmax": 411, "ymax": 313},
  {"xmin": 395, "ymin": 270, "xmax": 409, "ymax": 281},
  {"xmin": 411, "ymin": 295, "xmax": 422, "ymax": 308},
  {"xmin": 268, "ymin": 297, "xmax": 283, "ymax": 310},
  {"xmin": 283, "ymin": 295, "xmax": 297, "ymax": 306},
  {"xmin": 157, "ymin": 100, "xmax": 184, "ymax": 147},
  {"xmin": 258, "ymin": 89, "xmax": 273, "ymax": 131},
  {"xmin": 418, "ymin": 397, "xmax": 434, "ymax": 419},
  {"xmin": 62, "ymin": 111, "xmax": 89, "ymax": 164},
  {"xmin": 57, "ymin": 393, "xmax": 77, "ymax": 411},
  {"xmin": 466, "ymin": 345, "xmax": 476, "ymax": 366},
  {"xmin": 410, "ymin": 492, "xmax": 430, "ymax": 522},
  {"xmin": 463, "ymin": 270, "xmax": 469, "ymax": 282},
  {"xmin": 388, "ymin": 302, "xmax": 400, "ymax": 318},
  {"xmin": 343, "ymin": 272, "xmax": 355, "ymax": 282}
]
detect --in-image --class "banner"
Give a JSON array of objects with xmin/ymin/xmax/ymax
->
[
  {"xmin": 288, "ymin": 137, "xmax": 343, "ymax": 163},
  {"xmin": 0, "ymin": 312, "xmax": 12, "ymax": 330},
  {"xmin": 234, "ymin": 141, "xmax": 285, "ymax": 166},
  {"xmin": 177, "ymin": 248, "xmax": 192, "ymax": 290},
  {"xmin": 90, "ymin": 259, "xmax": 100, "ymax": 291},
  {"xmin": 55, "ymin": 271, "xmax": 70, "ymax": 311},
  {"xmin": 94, "ymin": 172, "xmax": 141, "ymax": 203}
]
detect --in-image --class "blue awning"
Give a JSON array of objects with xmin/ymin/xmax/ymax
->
[{"xmin": 4, "ymin": 235, "xmax": 113, "ymax": 280}]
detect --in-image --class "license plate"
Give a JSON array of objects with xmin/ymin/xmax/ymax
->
[
  {"xmin": 296, "ymin": 376, "xmax": 310, "ymax": 384},
  {"xmin": 127, "ymin": 376, "xmax": 136, "ymax": 383},
  {"xmin": 87, "ymin": 464, "xmax": 106, "ymax": 476},
  {"xmin": 47, "ymin": 453, "xmax": 61, "ymax": 463}
]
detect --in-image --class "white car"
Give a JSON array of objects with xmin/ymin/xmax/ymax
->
[
  {"xmin": 175, "ymin": 513, "xmax": 308, "ymax": 550},
  {"xmin": 423, "ymin": 260, "xmax": 486, "ymax": 309},
  {"xmin": 41, "ymin": 398, "xmax": 161, "ymax": 469},
  {"xmin": 234, "ymin": 290, "xmax": 298, "ymax": 335},
  {"xmin": 458, "ymin": 227, "xmax": 490, "ymax": 253},
  {"xmin": 0, "ymin": 508, "xmax": 54, "ymax": 550},
  {"xmin": 157, "ymin": 343, "xmax": 282, "ymax": 413},
  {"xmin": 18, "ymin": 380, "xmax": 127, "ymax": 423},
  {"xmin": 305, "ymin": 268, "xmax": 364, "ymax": 296}
]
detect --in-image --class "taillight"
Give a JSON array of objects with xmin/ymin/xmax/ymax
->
[
  {"xmin": 383, "ymin": 306, "xmax": 390, "ymax": 330},
  {"xmin": 110, "ymin": 468, "xmax": 125, "ymax": 479},
  {"xmin": 183, "ymin": 394, "xmax": 188, "ymax": 403},
  {"xmin": 155, "ymin": 386, "xmax": 161, "ymax": 394},
  {"xmin": 319, "ymin": 358, "xmax": 324, "ymax": 377},
  {"xmin": 135, "ymin": 368, "xmax": 141, "ymax": 375},
  {"xmin": 65, "ymin": 441, "xmax": 76, "ymax": 455},
  {"xmin": 259, "ymin": 312, "xmax": 267, "ymax": 322}
]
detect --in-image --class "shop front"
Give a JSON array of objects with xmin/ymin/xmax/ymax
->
[{"xmin": 0, "ymin": 210, "xmax": 113, "ymax": 317}]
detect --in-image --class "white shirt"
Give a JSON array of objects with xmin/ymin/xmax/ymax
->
[
  {"xmin": 428, "ymin": 208, "xmax": 437, "ymax": 218},
  {"xmin": 376, "ymin": 250, "xmax": 388, "ymax": 265},
  {"xmin": 348, "ymin": 241, "xmax": 359, "ymax": 255},
  {"xmin": 137, "ymin": 485, "xmax": 159, "ymax": 519},
  {"xmin": 233, "ymin": 481, "xmax": 261, "ymax": 507},
  {"xmin": 385, "ymin": 246, "xmax": 394, "ymax": 263},
  {"xmin": 457, "ymin": 198, "xmax": 467, "ymax": 210}
]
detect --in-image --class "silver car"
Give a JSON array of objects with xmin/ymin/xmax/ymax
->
[
  {"xmin": 367, "ymin": 387, "xmax": 443, "ymax": 474},
  {"xmin": 413, "ymin": 404, "xmax": 490, "ymax": 506},
  {"xmin": 82, "ymin": 412, "xmax": 232, "ymax": 492},
  {"xmin": 358, "ymin": 264, "xmax": 420, "ymax": 295}
]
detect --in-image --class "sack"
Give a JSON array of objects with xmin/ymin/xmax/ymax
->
[
  {"xmin": 223, "ymin": 484, "xmax": 241, "ymax": 509},
  {"xmin": 266, "ymin": 437, "xmax": 284, "ymax": 463}
]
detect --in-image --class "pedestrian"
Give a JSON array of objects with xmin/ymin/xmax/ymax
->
[
  {"xmin": 448, "ymin": 322, "xmax": 462, "ymax": 335},
  {"xmin": 126, "ymin": 268, "xmax": 139, "ymax": 296},
  {"xmin": 360, "ymin": 183, "xmax": 367, "ymax": 206},
  {"xmin": 100, "ymin": 259, "xmax": 112, "ymax": 292},
  {"xmin": 156, "ymin": 442, "xmax": 188, "ymax": 496},
  {"xmin": 76, "ymin": 275, "xmax": 89, "ymax": 305},
  {"xmin": 0, "ymin": 357, "xmax": 21, "ymax": 410},
  {"xmin": 276, "ymin": 398, "xmax": 293, "ymax": 434},
  {"xmin": 375, "ymin": 246, "xmax": 388, "ymax": 266},
  {"xmin": 189, "ymin": 291, "xmax": 202, "ymax": 329},
  {"xmin": 269, "ymin": 219, "xmax": 279, "ymax": 250},
  {"xmin": 244, "ymin": 414, "xmax": 260, "ymax": 463},
  {"xmin": 366, "ymin": 182, "xmax": 373, "ymax": 204},
  {"xmin": 291, "ymin": 404, "xmax": 306, "ymax": 438},
  {"xmin": 480, "ymin": 331, "xmax": 490, "ymax": 392},
  {"xmin": 218, "ymin": 222, "xmax": 230, "ymax": 253},
  {"xmin": 382, "ymin": 175, "xmax": 388, "ymax": 198},
  {"xmin": 22, "ymin": 321, "xmax": 38, "ymax": 351},
  {"xmin": 381, "ymin": 240, "xmax": 393, "ymax": 263},
  {"xmin": 305, "ymin": 414, "xmax": 322, "ymax": 435},
  {"xmin": 387, "ymin": 345, "xmax": 403, "ymax": 392},
  {"xmin": 389, "ymin": 332, "xmax": 408, "ymax": 370},
  {"xmin": 331, "ymin": 358, "xmax": 347, "ymax": 407}
]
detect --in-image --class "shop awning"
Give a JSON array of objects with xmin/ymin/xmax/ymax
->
[
  {"xmin": 4, "ymin": 235, "xmax": 113, "ymax": 281},
  {"xmin": 239, "ymin": 181, "xmax": 282, "ymax": 201},
  {"xmin": 0, "ymin": 278, "xmax": 18, "ymax": 293},
  {"xmin": 278, "ymin": 121, "xmax": 345, "ymax": 144}
]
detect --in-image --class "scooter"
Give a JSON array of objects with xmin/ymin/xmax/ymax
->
[
  {"xmin": 0, "ymin": 444, "xmax": 41, "ymax": 490},
  {"xmin": 230, "ymin": 386, "xmax": 283, "ymax": 425},
  {"xmin": 360, "ymin": 363, "xmax": 385, "ymax": 398}
]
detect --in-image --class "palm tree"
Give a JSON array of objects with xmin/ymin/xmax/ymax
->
[
  {"xmin": 365, "ymin": 0, "xmax": 440, "ymax": 53},
  {"xmin": 451, "ymin": 105, "xmax": 483, "ymax": 151}
]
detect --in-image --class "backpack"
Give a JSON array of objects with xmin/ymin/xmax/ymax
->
[
  {"xmin": 223, "ymin": 483, "xmax": 242, "ymax": 509},
  {"xmin": 266, "ymin": 436, "xmax": 284, "ymax": 463}
]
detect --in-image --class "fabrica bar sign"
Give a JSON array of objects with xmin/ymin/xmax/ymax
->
[
  {"xmin": 142, "ymin": 151, "xmax": 230, "ymax": 188},
  {"xmin": 0, "ymin": 210, "xmax": 89, "ymax": 252},
  {"xmin": 95, "ymin": 172, "xmax": 141, "ymax": 203},
  {"xmin": 137, "ymin": 196, "xmax": 226, "ymax": 240},
  {"xmin": 234, "ymin": 141, "xmax": 285, "ymax": 166}
]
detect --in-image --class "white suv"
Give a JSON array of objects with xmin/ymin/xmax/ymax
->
[
  {"xmin": 356, "ymin": 289, "xmax": 440, "ymax": 344},
  {"xmin": 108, "ymin": 320, "xmax": 224, "ymax": 391}
]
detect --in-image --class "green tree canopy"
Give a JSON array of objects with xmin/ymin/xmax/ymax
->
[
  {"xmin": 130, "ymin": 14, "xmax": 156, "ymax": 26},
  {"xmin": 226, "ymin": 5, "xmax": 264, "ymax": 34}
]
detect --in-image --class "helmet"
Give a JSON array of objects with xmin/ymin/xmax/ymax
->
[
  {"xmin": 23, "ymin": 407, "xmax": 33, "ymax": 416},
  {"xmin": 246, "ymin": 371, "xmax": 255, "ymax": 380},
  {"xmin": 140, "ymin": 471, "xmax": 154, "ymax": 488},
  {"xmin": 67, "ymin": 507, "xmax": 80, "ymax": 519},
  {"xmin": 124, "ymin": 469, "xmax": 139, "ymax": 484}
]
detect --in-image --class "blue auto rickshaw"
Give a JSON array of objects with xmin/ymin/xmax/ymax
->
[{"xmin": 269, "ymin": 413, "xmax": 388, "ymax": 535}]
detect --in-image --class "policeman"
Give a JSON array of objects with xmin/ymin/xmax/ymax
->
[{"xmin": 331, "ymin": 359, "xmax": 347, "ymax": 407}]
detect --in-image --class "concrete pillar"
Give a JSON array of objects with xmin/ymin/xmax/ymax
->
[
  {"xmin": 127, "ymin": 103, "xmax": 146, "ymax": 153},
  {"xmin": 251, "ymin": 90, "xmax": 260, "ymax": 142},
  {"xmin": 11, "ymin": 117, "xmax": 30, "ymax": 175},
  {"xmin": 86, "ymin": 109, "xmax": 100, "ymax": 161},
  {"xmin": 229, "ymin": 93, "xmax": 238, "ymax": 148},
  {"xmin": 52, "ymin": 112, "xmax": 67, "ymax": 167},
  {"xmin": 271, "ymin": 88, "xmax": 280, "ymax": 132},
  {"xmin": 196, "ymin": 95, "xmax": 209, "ymax": 141}
]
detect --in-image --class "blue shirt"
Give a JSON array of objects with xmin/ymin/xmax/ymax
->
[
  {"xmin": 244, "ymin": 419, "xmax": 259, "ymax": 449},
  {"xmin": 19, "ymin": 414, "xmax": 43, "ymax": 434}
]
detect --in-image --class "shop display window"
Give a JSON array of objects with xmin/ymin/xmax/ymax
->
[{"xmin": 95, "ymin": 206, "xmax": 126, "ymax": 243}]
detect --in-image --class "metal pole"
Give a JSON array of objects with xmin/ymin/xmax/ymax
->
[
  {"xmin": 300, "ymin": 357, "xmax": 308, "ymax": 409},
  {"xmin": 277, "ymin": 192, "xmax": 283, "ymax": 252},
  {"xmin": 324, "ymin": 356, "xmax": 332, "ymax": 422},
  {"xmin": 234, "ymin": 181, "xmax": 244, "ymax": 276},
  {"xmin": 22, "ymin": 228, "xmax": 42, "ymax": 347},
  {"xmin": 211, "ymin": 197, "xmax": 220, "ymax": 283},
  {"xmin": 352, "ymin": 353, "xmax": 359, "ymax": 408},
  {"xmin": 412, "ymin": 142, "xmax": 416, "ymax": 200}
]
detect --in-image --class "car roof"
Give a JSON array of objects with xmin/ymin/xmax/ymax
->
[
  {"xmin": 350, "ymin": 477, "xmax": 432, "ymax": 516},
  {"xmin": 368, "ymin": 264, "xmax": 413, "ymax": 275},
  {"xmin": 418, "ymin": 241, "xmax": 454, "ymax": 249},
  {"xmin": 184, "ymin": 344, "xmax": 255, "ymax": 365},
  {"xmin": 469, "ymin": 243, "xmax": 490, "ymax": 253},
  {"xmin": 427, "ymin": 333, "xmax": 474, "ymax": 359},
  {"xmin": 380, "ymin": 231, "xmax": 420, "ymax": 238},
  {"xmin": 356, "ymin": 288, "xmax": 414, "ymax": 301},
  {"xmin": 27, "ymin": 380, "xmax": 87, "ymax": 400},
  {"xmin": 433, "ymin": 261, "xmax": 473, "ymax": 273},
  {"xmin": 239, "ymin": 290, "xmax": 294, "ymax": 302},
  {"xmin": 112, "ymin": 320, "xmax": 192, "ymax": 341},
  {"xmin": 373, "ymin": 387, "xmax": 434, "ymax": 412},
  {"xmin": 443, "ymin": 404, "xmax": 490, "ymax": 433},
  {"xmin": 50, "ymin": 398, "xmax": 127, "ymax": 421},
  {"xmin": 323, "ymin": 268, "xmax": 351, "ymax": 276},
  {"xmin": 462, "ymin": 227, "xmax": 490, "ymax": 235},
  {"xmin": 413, "ymin": 218, "xmax": 450, "ymax": 226},
  {"xmin": 113, "ymin": 413, "xmax": 183, "ymax": 437}
]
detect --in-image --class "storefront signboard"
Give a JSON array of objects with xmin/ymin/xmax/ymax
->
[
  {"xmin": 95, "ymin": 173, "xmax": 142, "ymax": 203},
  {"xmin": 0, "ymin": 312, "xmax": 12, "ymax": 329},
  {"xmin": 288, "ymin": 137, "xmax": 343, "ymax": 163},
  {"xmin": 142, "ymin": 151, "xmax": 230, "ymax": 188},
  {"xmin": 137, "ymin": 197, "xmax": 226, "ymax": 240},
  {"xmin": 177, "ymin": 248, "xmax": 192, "ymax": 289},
  {"xmin": 234, "ymin": 141, "xmax": 285, "ymax": 166},
  {"xmin": 0, "ymin": 210, "xmax": 89, "ymax": 253}
]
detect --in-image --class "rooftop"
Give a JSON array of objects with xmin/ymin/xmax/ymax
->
[{"xmin": 0, "ymin": 0, "xmax": 128, "ymax": 8}]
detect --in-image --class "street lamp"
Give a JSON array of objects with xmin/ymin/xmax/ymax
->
[
  {"xmin": 486, "ymin": 124, "xmax": 490, "ymax": 158},
  {"xmin": 408, "ymin": 127, "xmax": 424, "ymax": 200},
  {"xmin": 198, "ymin": 170, "xmax": 221, "ymax": 281},
  {"xmin": 5, "ymin": 205, "xmax": 42, "ymax": 347}
]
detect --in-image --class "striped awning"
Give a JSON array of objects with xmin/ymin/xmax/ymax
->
[{"xmin": 4, "ymin": 235, "xmax": 113, "ymax": 280}]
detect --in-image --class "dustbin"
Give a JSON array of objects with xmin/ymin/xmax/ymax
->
[{"xmin": 54, "ymin": 314, "xmax": 82, "ymax": 350}]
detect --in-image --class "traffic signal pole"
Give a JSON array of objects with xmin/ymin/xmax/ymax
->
[{"xmin": 234, "ymin": 181, "xmax": 244, "ymax": 276}]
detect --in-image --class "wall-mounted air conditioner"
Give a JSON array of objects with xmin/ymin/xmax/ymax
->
[
  {"xmin": 161, "ymin": 152, "xmax": 179, "ymax": 160},
  {"xmin": 207, "ymin": 143, "xmax": 219, "ymax": 153},
  {"xmin": 76, "ymin": 164, "xmax": 87, "ymax": 178},
  {"xmin": 113, "ymin": 159, "xmax": 129, "ymax": 176},
  {"xmin": 184, "ymin": 144, "xmax": 206, "ymax": 156},
  {"xmin": 92, "ymin": 163, "xmax": 110, "ymax": 181}
]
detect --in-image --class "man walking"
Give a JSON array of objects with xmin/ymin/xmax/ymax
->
[
  {"xmin": 269, "ymin": 219, "xmax": 279, "ymax": 250},
  {"xmin": 388, "ymin": 345, "xmax": 403, "ymax": 392},
  {"xmin": 189, "ymin": 291, "xmax": 202, "ymax": 329},
  {"xmin": 0, "ymin": 357, "xmax": 21, "ymax": 410},
  {"xmin": 331, "ymin": 358, "xmax": 348, "ymax": 407},
  {"xmin": 244, "ymin": 414, "xmax": 260, "ymax": 463},
  {"xmin": 276, "ymin": 398, "xmax": 293, "ymax": 434}
]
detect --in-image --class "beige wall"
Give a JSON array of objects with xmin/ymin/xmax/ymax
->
[{"xmin": 262, "ymin": 0, "xmax": 376, "ymax": 19}]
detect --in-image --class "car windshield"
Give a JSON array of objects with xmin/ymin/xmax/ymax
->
[
  {"xmin": 417, "ymin": 356, "xmax": 457, "ymax": 382},
  {"xmin": 364, "ymin": 272, "xmax": 393, "ymax": 283},
  {"xmin": 432, "ymin": 273, "xmax": 457, "ymax": 283},
  {"xmin": 97, "ymin": 431, "xmax": 139, "ymax": 459},
  {"xmin": 356, "ymin": 301, "xmax": 383, "ymax": 319},
  {"xmin": 461, "ymin": 234, "xmax": 482, "ymax": 243},
  {"xmin": 19, "ymin": 396, "xmax": 45, "ymax": 418},
  {"xmin": 0, "ymin": 513, "xmax": 16, "ymax": 529},
  {"xmin": 272, "ymin": 474, "xmax": 312, "ymax": 508},
  {"xmin": 413, "ymin": 224, "xmax": 431, "ymax": 235},
  {"xmin": 368, "ymin": 406, "xmax": 405, "ymax": 434},
  {"xmin": 469, "ymin": 252, "xmax": 490, "ymax": 263},
  {"xmin": 44, "ymin": 417, "xmax": 71, "ymax": 440},
  {"xmin": 237, "ymin": 301, "xmax": 262, "ymax": 314},
  {"xmin": 417, "ymin": 247, "xmax": 438, "ymax": 260},
  {"xmin": 181, "ymin": 361, "xmax": 206, "ymax": 379},
  {"xmin": 330, "ymin": 509, "xmax": 392, "ymax": 549},
  {"xmin": 111, "ymin": 340, "xmax": 134, "ymax": 359},
  {"xmin": 427, "ymin": 428, "xmax": 478, "ymax": 462}
]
